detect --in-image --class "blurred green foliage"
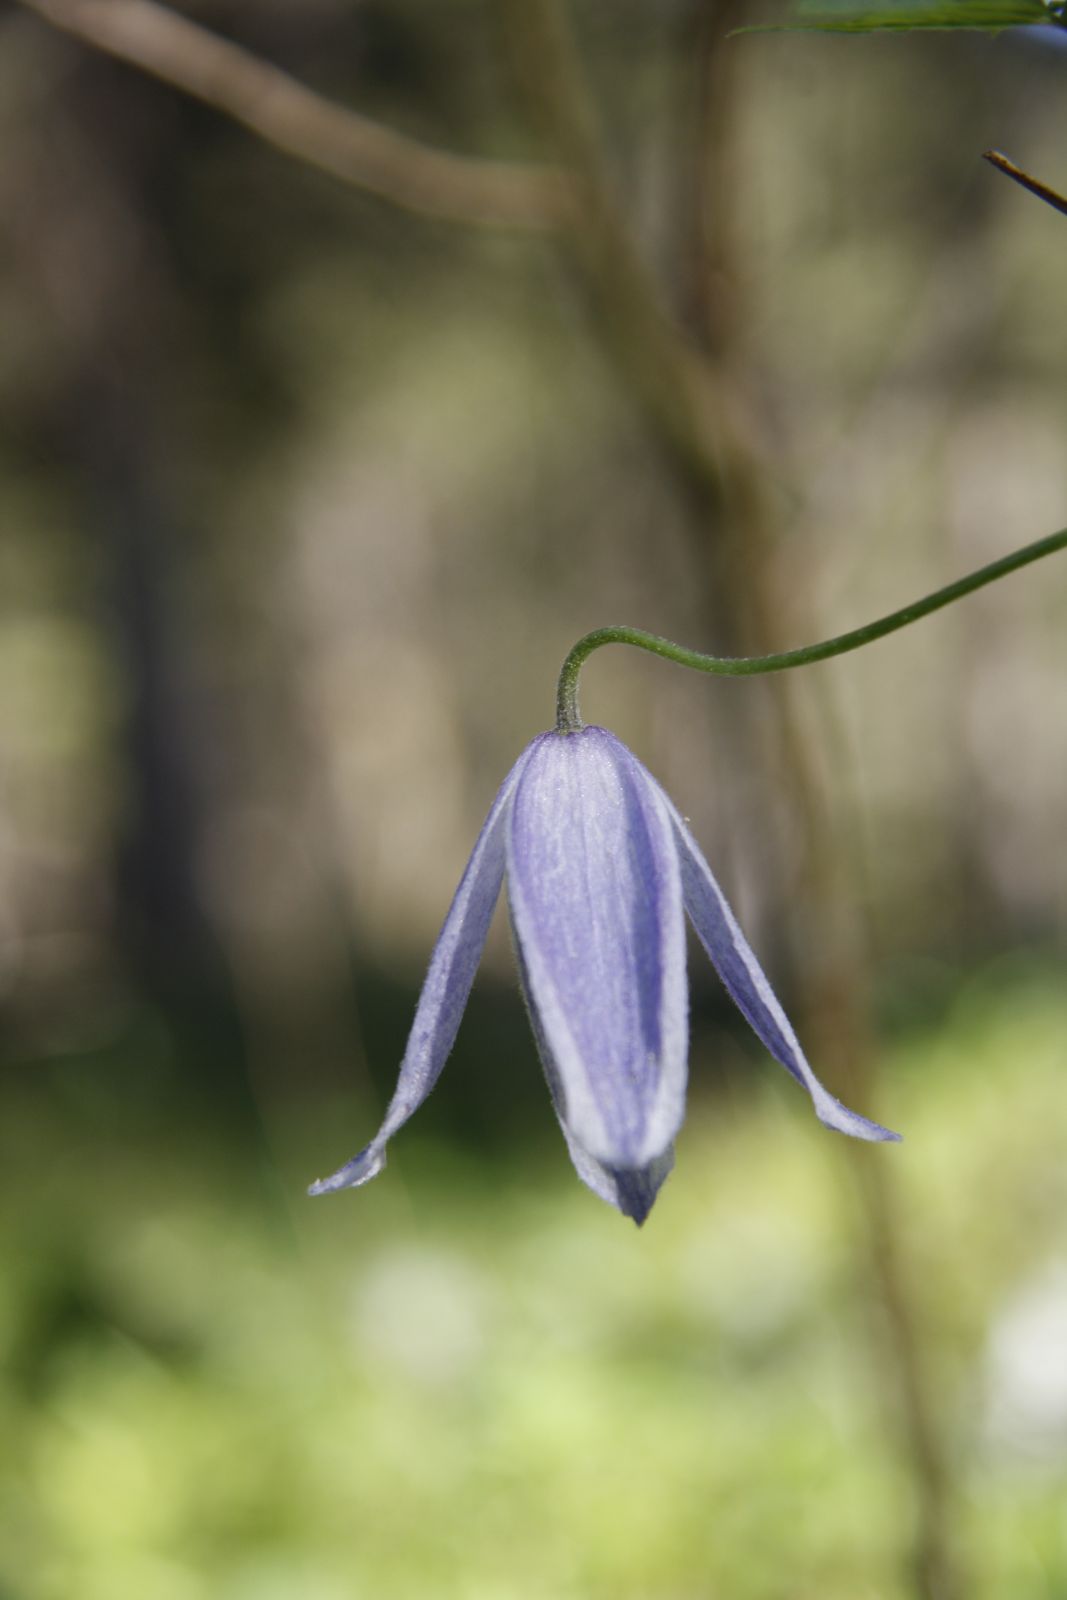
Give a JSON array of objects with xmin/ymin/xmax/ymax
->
[
  {"xmin": 764, "ymin": 0, "xmax": 1051, "ymax": 33},
  {"xmin": 2, "ymin": 969, "xmax": 1066, "ymax": 1600}
]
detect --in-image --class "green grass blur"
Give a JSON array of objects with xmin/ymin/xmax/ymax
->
[{"xmin": 3, "ymin": 965, "xmax": 1066, "ymax": 1600}]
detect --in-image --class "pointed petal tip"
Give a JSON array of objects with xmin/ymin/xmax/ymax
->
[
  {"xmin": 622, "ymin": 1194, "xmax": 655, "ymax": 1227},
  {"xmin": 318, "ymin": 741, "xmax": 530, "ymax": 1203},
  {"xmin": 307, "ymin": 1145, "xmax": 386, "ymax": 1197},
  {"xmin": 815, "ymin": 1093, "xmax": 902, "ymax": 1145},
  {"xmin": 658, "ymin": 794, "xmax": 903, "ymax": 1151},
  {"xmin": 609, "ymin": 1148, "xmax": 675, "ymax": 1224},
  {"xmin": 550, "ymin": 1101, "xmax": 675, "ymax": 1224}
]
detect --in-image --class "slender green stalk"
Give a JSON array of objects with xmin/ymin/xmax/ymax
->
[{"xmin": 555, "ymin": 525, "xmax": 1067, "ymax": 731}]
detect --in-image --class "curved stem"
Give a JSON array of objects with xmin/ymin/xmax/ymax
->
[{"xmin": 555, "ymin": 525, "xmax": 1067, "ymax": 730}]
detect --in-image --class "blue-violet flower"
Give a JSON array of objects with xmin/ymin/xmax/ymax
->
[{"xmin": 310, "ymin": 727, "xmax": 899, "ymax": 1223}]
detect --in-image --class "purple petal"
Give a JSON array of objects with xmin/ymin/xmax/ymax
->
[
  {"xmin": 507, "ymin": 726, "xmax": 688, "ymax": 1170},
  {"xmin": 559, "ymin": 1127, "xmax": 675, "ymax": 1226},
  {"xmin": 657, "ymin": 792, "xmax": 899, "ymax": 1143},
  {"xmin": 516, "ymin": 945, "xmax": 673, "ymax": 1225},
  {"xmin": 309, "ymin": 741, "xmax": 537, "ymax": 1196}
]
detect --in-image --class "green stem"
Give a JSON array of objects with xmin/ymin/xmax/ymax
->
[{"xmin": 554, "ymin": 526, "xmax": 1067, "ymax": 731}]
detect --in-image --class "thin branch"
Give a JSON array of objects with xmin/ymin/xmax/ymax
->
[
  {"xmin": 504, "ymin": 0, "xmax": 734, "ymax": 506},
  {"xmin": 17, "ymin": 0, "xmax": 574, "ymax": 230},
  {"xmin": 984, "ymin": 148, "xmax": 1067, "ymax": 219}
]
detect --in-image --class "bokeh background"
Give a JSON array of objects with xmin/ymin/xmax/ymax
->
[{"xmin": 1, "ymin": 2, "xmax": 1066, "ymax": 1596}]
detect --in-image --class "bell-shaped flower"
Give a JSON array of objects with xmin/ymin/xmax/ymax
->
[{"xmin": 310, "ymin": 726, "xmax": 899, "ymax": 1224}]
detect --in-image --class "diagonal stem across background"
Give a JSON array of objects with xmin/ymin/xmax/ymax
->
[{"xmin": 15, "ymin": 0, "xmax": 574, "ymax": 229}]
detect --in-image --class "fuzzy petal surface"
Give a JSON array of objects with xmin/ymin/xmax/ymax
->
[
  {"xmin": 507, "ymin": 727, "xmax": 688, "ymax": 1170},
  {"xmin": 309, "ymin": 743, "xmax": 535, "ymax": 1196},
  {"xmin": 661, "ymin": 792, "xmax": 900, "ymax": 1144}
]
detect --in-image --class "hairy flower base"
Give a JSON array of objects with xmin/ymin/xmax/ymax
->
[{"xmin": 310, "ymin": 728, "xmax": 899, "ymax": 1224}]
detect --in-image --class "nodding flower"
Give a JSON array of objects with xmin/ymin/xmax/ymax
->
[{"xmin": 310, "ymin": 726, "xmax": 899, "ymax": 1225}]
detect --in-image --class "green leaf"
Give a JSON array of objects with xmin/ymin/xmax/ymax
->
[{"xmin": 747, "ymin": 0, "xmax": 1056, "ymax": 32}]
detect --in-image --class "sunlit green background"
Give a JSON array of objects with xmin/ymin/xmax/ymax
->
[
  {"xmin": 4, "ymin": 972, "xmax": 1067, "ymax": 1598},
  {"xmin": 1, "ymin": 3, "xmax": 1066, "ymax": 1597}
]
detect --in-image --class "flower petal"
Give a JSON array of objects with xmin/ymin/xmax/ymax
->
[
  {"xmin": 559, "ymin": 1127, "xmax": 675, "ymax": 1226},
  {"xmin": 309, "ymin": 741, "xmax": 537, "ymax": 1196},
  {"xmin": 517, "ymin": 944, "xmax": 673, "ymax": 1225},
  {"xmin": 507, "ymin": 726, "xmax": 688, "ymax": 1169},
  {"xmin": 661, "ymin": 794, "xmax": 900, "ymax": 1144}
]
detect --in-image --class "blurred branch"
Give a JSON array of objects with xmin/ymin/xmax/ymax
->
[
  {"xmin": 16, "ymin": 0, "xmax": 573, "ymax": 230},
  {"xmin": 680, "ymin": 16, "xmax": 962, "ymax": 1599},
  {"xmin": 21, "ymin": 0, "xmax": 736, "ymax": 503},
  {"xmin": 984, "ymin": 148, "xmax": 1067, "ymax": 219},
  {"xmin": 504, "ymin": 0, "xmax": 735, "ymax": 508}
]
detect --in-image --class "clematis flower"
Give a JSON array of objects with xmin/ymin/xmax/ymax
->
[{"xmin": 310, "ymin": 727, "xmax": 899, "ymax": 1224}]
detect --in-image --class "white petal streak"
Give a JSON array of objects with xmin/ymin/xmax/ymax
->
[
  {"xmin": 516, "ymin": 941, "xmax": 674, "ymax": 1224},
  {"xmin": 309, "ymin": 741, "xmax": 536, "ymax": 1195},
  {"xmin": 507, "ymin": 727, "xmax": 688, "ymax": 1169},
  {"xmin": 662, "ymin": 793, "xmax": 900, "ymax": 1145}
]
